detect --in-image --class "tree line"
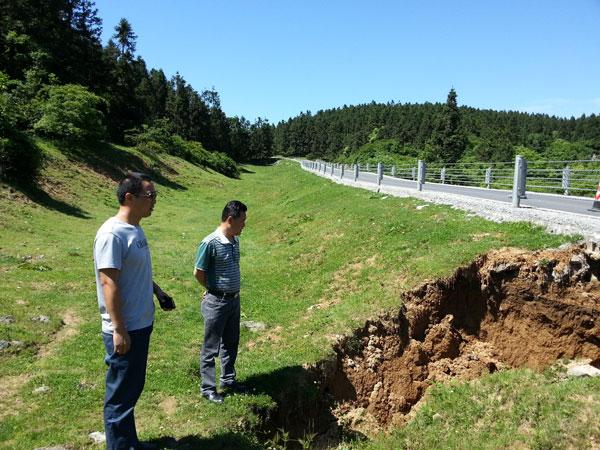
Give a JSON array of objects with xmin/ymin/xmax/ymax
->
[
  {"xmin": 0, "ymin": 0, "xmax": 273, "ymax": 182},
  {"xmin": 3, "ymin": 1, "xmax": 599, "ymax": 183},
  {"xmin": 273, "ymin": 89, "xmax": 600, "ymax": 165}
]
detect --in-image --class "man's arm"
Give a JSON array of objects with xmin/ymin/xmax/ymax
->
[
  {"xmin": 99, "ymin": 268, "xmax": 130, "ymax": 355},
  {"xmin": 194, "ymin": 240, "xmax": 210, "ymax": 290},
  {"xmin": 153, "ymin": 281, "xmax": 175, "ymax": 310},
  {"xmin": 194, "ymin": 268, "xmax": 207, "ymax": 288}
]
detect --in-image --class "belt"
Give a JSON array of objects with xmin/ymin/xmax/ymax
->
[{"xmin": 207, "ymin": 289, "xmax": 239, "ymax": 299}]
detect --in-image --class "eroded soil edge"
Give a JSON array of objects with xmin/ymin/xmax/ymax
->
[{"xmin": 263, "ymin": 244, "xmax": 600, "ymax": 445}]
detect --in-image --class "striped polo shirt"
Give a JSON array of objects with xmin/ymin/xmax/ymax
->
[{"xmin": 194, "ymin": 228, "xmax": 240, "ymax": 293}]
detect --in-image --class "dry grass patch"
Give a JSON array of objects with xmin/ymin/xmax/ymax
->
[
  {"xmin": 291, "ymin": 246, "xmax": 325, "ymax": 270},
  {"xmin": 30, "ymin": 281, "xmax": 58, "ymax": 292},
  {"xmin": 0, "ymin": 374, "xmax": 31, "ymax": 420},
  {"xmin": 37, "ymin": 309, "xmax": 82, "ymax": 359},
  {"xmin": 160, "ymin": 396, "xmax": 178, "ymax": 416},
  {"xmin": 246, "ymin": 325, "xmax": 284, "ymax": 350}
]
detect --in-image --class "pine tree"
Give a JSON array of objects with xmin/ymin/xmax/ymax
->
[
  {"xmin": 165, "ymin": 73, "xmax": 191, "ymax": 138},
  {"xmin": 113, "ymin": 18, "xmax": 136, "ymax": 60},
  {"xmin": 428, "ymin": 88, "xmax": 467, "ymax": 163}
]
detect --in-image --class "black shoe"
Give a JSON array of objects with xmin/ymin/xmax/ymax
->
[
  {"xmin": 202, "ymin": 391, "xmax": 224, "ymax": 404},
  {"xmin": 220, "ymin": 382, "xmax": 249, "ymax": 394}
]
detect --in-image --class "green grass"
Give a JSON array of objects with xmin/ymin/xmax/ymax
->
[
  {"xmin": 356, "ymin": 368, "xmax": 600, "ymax": 450},
  {"xmin": 0, "ymin": 140, "xmax": 591, "ymax": 449}
]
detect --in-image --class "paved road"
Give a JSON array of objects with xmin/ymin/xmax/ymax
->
[{"xmin": 311, "ymin": 165, "xmax": 599, "ymax": 218}]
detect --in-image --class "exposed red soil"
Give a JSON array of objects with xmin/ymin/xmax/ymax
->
[{"xmin": 318, "ymin": 244, "xmax": 600, "ymax": 429}]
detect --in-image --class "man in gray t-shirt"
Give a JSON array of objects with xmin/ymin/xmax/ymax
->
[
  {"xmin": 94, "ymin": 218, "xmax": 155, "ymax": 334},
  {"xmin": 94, "ymin": 172, "xmax": 175, "ymax": 450}
]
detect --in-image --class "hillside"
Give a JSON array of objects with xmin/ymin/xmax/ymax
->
[
  {"xmin": 273, "ymin": 99, "xmax": 600, "ymax": 163},
  {"xmin": 1, "ymin": 141, "xmax": 597, "ymax": 449}
]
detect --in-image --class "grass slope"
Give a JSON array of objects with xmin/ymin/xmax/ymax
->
[
  {"xmin": 359, "ymin": 369, "xmax": 600, "ymax": 450},
  {"xmin": 1, "ymin": 140, "xmax": 594, "ymax": 449}
]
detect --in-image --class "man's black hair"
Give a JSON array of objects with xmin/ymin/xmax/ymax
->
[
  {"xmin": 117, "ymin": 172, "xmax": 152, "ymax": 205},
  {"xmin": 221, "ymin": 200, "xmax": 247, "ymax": 222}
]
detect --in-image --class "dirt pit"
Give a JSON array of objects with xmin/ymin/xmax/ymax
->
[{"xmin": 306, "ymin": 243, "xmax": 600, "ymax": 438}]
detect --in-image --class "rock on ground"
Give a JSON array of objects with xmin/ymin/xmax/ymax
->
[
  {"xmin": 89, "ymin": 431, "xmax": 106, "ymax": 444},
  {"xmin": 567, "ymin": 363, "xmax": 600, "ymax": 377},
  {"xmin": 241, "ymin": 321, "xmax": 267, "ymax": 332}
]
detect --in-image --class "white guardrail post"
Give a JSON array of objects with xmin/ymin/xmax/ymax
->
[
  {"xmin": 512, "ymin": 155, "xmax": 524, "ymax": 207},
  {"xmin": 519, "ymin": 157, "xmax": 528, "ymax": 199},
  {"xmin": 354, "ymin": 164, "xmax": 359, "ymax": 181},
  {"xmin": 440, "ymin": 167, "xmax": 446, "ymax": 184},
  {"xmin": 377, "ymin": 162, "xmax": 383, "ymax": 185},
  {"xmin": 562, "ymin": 166, "xmax": 571, "ymax": 196},
  {"xmin": 485, "ymin": 167, "xmax": 492, "ymax": 189},
  {"xmin": 417, "ymin": 160, "xmax": 426, "ymax": 191},
  {"xmin": 391, "ymin": 165, "xmax": 396, "ymax": 177},
  {"xmin": 340, "ymin": 164, "xmax": 345, "ymax": 179}
]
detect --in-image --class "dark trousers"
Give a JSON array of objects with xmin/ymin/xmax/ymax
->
[
  {"xmin": 102, "ymin": 325, "xmax": 152, "ymax": 450},
  {"xmin": 200, "ymin": 293, "xmax": 240, "ymax": 394}
]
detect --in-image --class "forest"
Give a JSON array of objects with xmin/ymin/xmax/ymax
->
[
  {"xmin": 273, "ymin": 89, "xmax": 600, "ymax": 166},
  {"xmin": 0, "ymin": 0, "xmax": 273, "ymax": 183},
  {"xmin": 2, "ymin": 1, "xmax": 600, "ymax": 184}
]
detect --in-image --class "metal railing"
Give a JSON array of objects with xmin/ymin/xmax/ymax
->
[
  {"xmin": 301, "ymin": 156, "xmax": 600, "ymax": 208},
  {"xmin": 525, "ymin": 159, "xmax": 600, "ymax": 196}
]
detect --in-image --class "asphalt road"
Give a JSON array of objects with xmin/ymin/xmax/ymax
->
[{"xmin": 315, "ymin": 165, "xmax": 600, "ymax": 218}]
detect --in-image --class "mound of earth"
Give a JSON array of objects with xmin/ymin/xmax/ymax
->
[{"xmin": 316, "ymin": 243, "xmax": 600, "ymax": 433}]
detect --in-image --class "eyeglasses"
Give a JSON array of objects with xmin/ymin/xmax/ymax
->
[{"xmin": 136, "ymin": 190, "xmax": 158, "ymax": 199}]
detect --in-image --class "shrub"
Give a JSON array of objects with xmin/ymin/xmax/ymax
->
[
  {"xmin": 338, "ymin": 139, "xmax": 418, "ymax": 166},
  {"xmin": 34, "ymin": 84, "xmax": 106, "ymax": 143},
  {"xmin": 0, "ymin": 87, "xmax": 18, "ymax": 136},
  {"xmin": 0, "ymin": 76, "xmax": 42, "ymax": 182},
  {"xmin": 135, "ymin": 140, "xmax": 163, "ymax": 157},
  {"xmin": 127, "ymin": 122, "xmax": 239, "ymax": 177},
  {"xmin": 547, "ymin": 139, "xmax": 591, "ymax": 161},
  {"xmin": 184, "ymin": 140, "xmax": 239, "ymax": 178},
  {"xmin": 125, "ymin": 119, "xmax": 173, "ymax": 149},
  {"xmin": 0, "ymin": 133, "xmax": 42, "ymax": 183},
  {"xmin": 168, "ymin": 135, "xmax": 190, "ymax": 158}
]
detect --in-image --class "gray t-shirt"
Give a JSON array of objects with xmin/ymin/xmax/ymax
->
[{"xmin": 93, "ymin": 217, "xmax": 154, "ymax": 334}]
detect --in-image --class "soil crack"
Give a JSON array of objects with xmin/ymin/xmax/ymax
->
[
  {"xmin": 263, "ymin": 244, "xmax": 599, "ymax": 445},
  {"xmin": 321, "ymin": 244, "xmax": 600, "ymax": 432}
]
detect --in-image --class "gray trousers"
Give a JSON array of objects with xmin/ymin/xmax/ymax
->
[{"xmin": 200, "ymin": 293, "xmax": 240, "ymax": 394}]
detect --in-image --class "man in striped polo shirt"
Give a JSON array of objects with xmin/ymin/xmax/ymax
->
[{"xmin": 194, "ymin": 200, "xmax": 247, "ymax": 404}]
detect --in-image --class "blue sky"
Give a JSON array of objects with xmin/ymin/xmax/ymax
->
[{"xmin": 95, "ymin": 0, "xmax": 600, "ymax": 123}]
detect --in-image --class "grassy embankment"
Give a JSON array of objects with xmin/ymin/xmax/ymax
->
[{"xmin": 0, "ymin": 140, "xmax": 597, "ymax": 449}]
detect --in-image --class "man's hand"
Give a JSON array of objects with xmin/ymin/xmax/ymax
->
[
  {"xmin": 113, "ymin": 326, "xmax": 131, "ymax": 355},
  {"xmin": 155, "ymin": 288, "xmax": 176, "ymax": 311},
  {"xmin": 194, "ymin": 268, "xmax": 206, "ymax": 288}
]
